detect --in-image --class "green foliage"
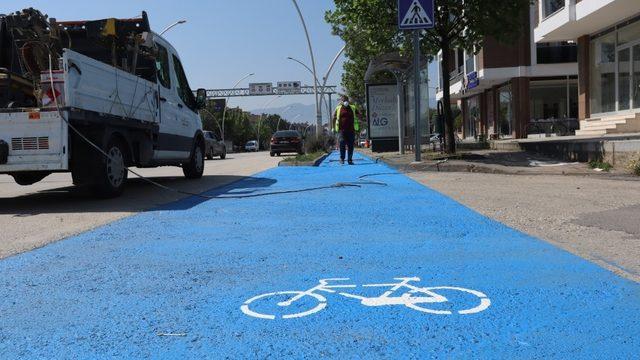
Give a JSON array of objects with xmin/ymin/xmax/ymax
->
[
  {"xmin": 304, "ymin": 134, "xmax": 332, "ymax": 154},
  {"xmin": 326, "ymin": 0, "xmax": 531, "ymax": 153},
  {"xmin": 589, "ymin": 160, "xmax": 613, "ymax": 172}
]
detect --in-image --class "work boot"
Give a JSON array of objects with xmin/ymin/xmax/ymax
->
[
  {"xmin": 348, "ymin": 160, "xmax": 354, "ymax": 165},
  {"xmin": 340, "ymin": 159, "xmax": 345, "ymax": 164}
]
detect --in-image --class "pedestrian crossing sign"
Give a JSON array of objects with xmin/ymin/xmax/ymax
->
[{"xmin": 398, "ymin": 0, "xmax": 434, "ymax": 30}]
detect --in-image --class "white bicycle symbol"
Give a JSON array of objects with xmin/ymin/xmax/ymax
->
[{"xmin": 240, "ymin": 277, "xmax": 491, "ymax": 320}]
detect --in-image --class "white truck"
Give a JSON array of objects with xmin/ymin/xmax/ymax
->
[{"xmin": 0, "ymin": 10, "xmax": 207, "ymax": 197}]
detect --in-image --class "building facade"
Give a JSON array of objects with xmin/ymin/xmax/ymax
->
[
  {"xmin": 436, "ymin": 5, "xmax": 579, "ymax": 140},
  {"xmin": 534, "ymin": 0, "xmax": 640, "ymax": 135}
]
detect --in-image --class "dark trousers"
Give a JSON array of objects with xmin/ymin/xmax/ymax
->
[{"xmin": 339, "ymin": 132, "xmax": 355, "ymax": 161}]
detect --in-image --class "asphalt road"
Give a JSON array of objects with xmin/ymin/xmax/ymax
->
[
  {"xmin": 1, "ymin": 152, "xmax": 639, "ymax": 358},
  {"xmin": 0, "ymin": 151, "xmax": 280, "ymax": 259}
]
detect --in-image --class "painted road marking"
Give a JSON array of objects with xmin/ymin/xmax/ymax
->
[{"xmin": 241, "ymin": 277, "xmax": 491, "ymax": 319}]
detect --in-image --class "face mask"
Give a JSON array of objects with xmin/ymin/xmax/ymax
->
[{"xmin": 343, "ymin": 101, "xmax": 349, "ymax": 106}]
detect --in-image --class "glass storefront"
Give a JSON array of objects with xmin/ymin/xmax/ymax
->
[
  {"xmin": 464, "ymin": 95, "xmax": 479, "ymax": 139},
  {"xmin": 498, "ymin": 85, "xmax": 513, "ymax": 137},
  {"xmin": 530, "ymin": 80, "xmax": 578, "ymax": 120},
  {"xmin": 590, "ymin": 18, "xmax": 640, "ymax": 115}
]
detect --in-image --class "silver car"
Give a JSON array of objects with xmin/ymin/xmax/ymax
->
[
  {"xmin": 244, "ymin": 140, "xmax": 258, "ymax": 152},
  {"xmin": 204, "ymin": 131, "xmax": 226, "ymax": 160}
]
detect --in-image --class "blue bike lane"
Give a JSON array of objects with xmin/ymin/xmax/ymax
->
[{"xmin": 1, "ymin": 152, "xmax": 639, "ymax": 358}]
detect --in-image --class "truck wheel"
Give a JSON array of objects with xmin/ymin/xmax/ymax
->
[
  {"xmin": 220, "ymin": 147, "xmax": 226, "ymax": 159},
  {"xmin": 183, "ymin": 138, "xmax": 204, "ymax": 179},
  {"xmin": 93, "ymin": 138, "xmax": 128, "ymax": 198},
  {"xmin": 12, "ymin": 172, "xmax": 51, "ymax": 186}
]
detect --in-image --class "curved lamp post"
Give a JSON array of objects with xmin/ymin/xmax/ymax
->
[
  {"xmin": 287, "ymin": 43, "xmax": 345, "ymax": 127},
  {"xmin": 257, "ymin": 95, "xmax": 282, "ymax": 150},
  {"xmin": 291, "ymin": 0, "xmax": 321, "ymax": 139},
  {"xmin": 287, "ymin": 57, "xmax": 331, "ymax": 122},
  {"xmin": 221, "ymin": 72, "xmax": 254, "ymax": 143},
  {"xmin": 159, "ymin": 19, "xmax": 186, "ymax": 35},
  {"xmin": 276, "ymin": 106, "xmax": 293, "ymax": 131}
]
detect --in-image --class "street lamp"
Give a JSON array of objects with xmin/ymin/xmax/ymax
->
[
  {"xmin": 159, "ymin": 19, "xmax": 186, "ymax": 35},
  {"xmin": 276, "ymin": 106, "xmax": 293, "ymax": 131},
  {"xmin": 289, "ymin": 114, "xmax": 302, "ymax": 130},
  {"xmin": 287, "ymin": 56, "xmax": 331, "ymax": 122},
  {"xmin": 291, "ymin": 0, "xmax": 321, "ymax": 139},
  {"xmin": 221, "ymin": 72, "xmax": 254, "ymax": 143},
  {"xmin": 200, "ymin": 108, "xmax": 223, "ymax": 138},
  {"xmin": 257, "ymin": 95, "xmax": 282, "ymax": 150}
]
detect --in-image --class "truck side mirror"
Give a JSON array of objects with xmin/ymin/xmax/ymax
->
[{"xmin": 196, "ymin": 88, "xmax": 207, "ymax": 110}]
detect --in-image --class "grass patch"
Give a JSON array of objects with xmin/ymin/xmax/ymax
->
[
  {"xmin": 282, "ymin": 151, "xmax": 325, "ymax": 163},
  {"xmin": 589, "ymin": 160, "xmax": 613, "ymax": 172}
]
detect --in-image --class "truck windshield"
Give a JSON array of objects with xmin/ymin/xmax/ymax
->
[
  {"xmin": 172, "ymin": 54, "xmax": 196, "ymax": 111},
  {"xmin": 155, "ymin": 44, "xmax": 171, "ymax": 89}
]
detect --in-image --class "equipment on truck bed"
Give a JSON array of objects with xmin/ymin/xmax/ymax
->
[{"xmin": 0, "ymin": 8, "xmax": 155, "ymax": 108}]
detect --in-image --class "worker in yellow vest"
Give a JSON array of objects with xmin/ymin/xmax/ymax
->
[{"xmin": 332, "ymin": 95, "xmax": 360, "ymax": 165}]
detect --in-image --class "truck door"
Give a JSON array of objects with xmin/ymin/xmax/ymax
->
[
  {"xmin": 169, "ymin": 53, "xmax": 201, "ymax": 145},
  {"xmin": 154, "ymin": 42, "xmax": 191, "ymax": 161}
]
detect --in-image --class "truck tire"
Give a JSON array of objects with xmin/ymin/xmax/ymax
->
[
  {"xmin": 183, "ymin": 138, "xmax": 204, "ymax": 179},
  {"xmin": 12, "ymin": 172, "xmax": 51, "ymax": 186},
  {"xmin": 92, "ymin": 137, "xmax": 128, "ymax": 198}
]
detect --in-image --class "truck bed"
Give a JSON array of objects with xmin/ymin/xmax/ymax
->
[{"xmin": 63, "ymin": 49, "xmax": 159, "ymax": 124}]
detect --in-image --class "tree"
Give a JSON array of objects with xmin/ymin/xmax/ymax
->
[{"xmin": 326, "ymin": 0, "xmax": 531, "ymax": 153}]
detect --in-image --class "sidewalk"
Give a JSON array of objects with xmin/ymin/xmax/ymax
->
[
  {"xmin": 362, "ymin": 148, "xmax": 640, "ymax": 282},
  {"xmin": 359, "ymin": 147, "xmax": 637, "ymax": 177}
]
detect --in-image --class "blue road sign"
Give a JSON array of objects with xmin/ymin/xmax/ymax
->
[{"xmin": 398, "ymin": 0, "xmax": 434, "ymax": 30}]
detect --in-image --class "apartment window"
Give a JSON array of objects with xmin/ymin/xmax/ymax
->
[
  {"xmin": 465, "ymin": 51, "xmax": 475, "ymax": 73},
  {"xmin": 457, "ymin": 49, "xmax": 464, "ymax": 74},
  {"xmin": 536, "ymin": 42, "xmax": 577, "ymax": 64},
  {"xmin": 543, "ymin": 0, "xmax": 564, "ymax": 18}
]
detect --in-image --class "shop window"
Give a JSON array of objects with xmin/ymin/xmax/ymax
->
[
  {"xmin": 530, "ymin": 80, "xmax": 578, "ymax": 121},
  {"xmin": 498, "ymin": 85, "xmax": 513, "ymax": 137},
  {"xmin": 617, "ymin": 20, "xmax": 640, "ymax": 47},
  {"xmin": 536, "ymin": 42, "xmax": 577, "ymax": 64},
  {"xmin": 590, "ymin": 32, "xmax": 616, "ymax": 114}
]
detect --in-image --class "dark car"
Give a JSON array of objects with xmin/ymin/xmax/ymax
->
[
  {"xmin": 203, "ymin": 131, "xmax": 226, "ymax": 160},
  {"xmin": 270, "ymin": 130, "xmax": 304, "ymax": 156}
]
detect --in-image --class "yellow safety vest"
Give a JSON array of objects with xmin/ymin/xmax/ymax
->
[{"xmin": 334, "ymin": 104, "xmax": 360, "ymax": 132}]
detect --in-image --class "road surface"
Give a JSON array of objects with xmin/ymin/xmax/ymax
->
[
  {"xmin": 0, "ymin": 152, "xmax": 280, "ymax": 259},
  {"xmin": 0, "ymin": 152, "xmax": 639, "ymax": 358}
]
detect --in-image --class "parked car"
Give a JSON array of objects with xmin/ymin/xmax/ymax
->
[
  {"xmin": 203, "ymin": 131, "xmax": 226, "ymax": 160},
  {"xmin": 245, "ymin": 140, "xmax": 258, "ymax": 152},
  {"xmin": 270, "ymin": 130, "xmax": 304, "ymax": 156}
]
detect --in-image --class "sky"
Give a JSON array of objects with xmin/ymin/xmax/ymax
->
[{"xmin": 4, "ymin": 0, "xmax": 437, "ymax": 119}]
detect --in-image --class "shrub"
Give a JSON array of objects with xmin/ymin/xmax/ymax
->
[
  {"xmin": 304, "ymin": 134, "xmax": 332, "ymax": 154},
  {"xmin": 627, "ymin": 154, "xmax": 640, "ymax": 176},
  {"xmin": 589, "ymin": 160, "xmax": 613, "ymax": 172}
]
